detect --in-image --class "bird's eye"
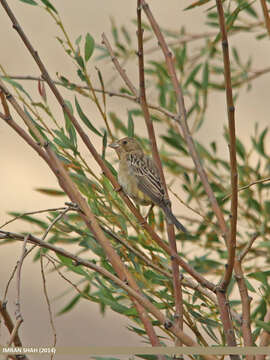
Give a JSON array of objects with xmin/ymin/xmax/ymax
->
[{"xmin": 122, "ymin": 140, "xmax": 127, "ymax": 145}]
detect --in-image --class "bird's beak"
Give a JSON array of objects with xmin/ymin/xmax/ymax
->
[{"xmin": 109, "ymin": 141, "xmax": 120, "ymax": 149}]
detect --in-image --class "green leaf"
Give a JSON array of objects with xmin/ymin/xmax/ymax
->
[
  {"xmin": 75, "ymin": 97, "xmax": 102, "ymax": 136},
  {"xmin": 236, "ymin": 138, "xmax": 246, "ymax": 160},
  {"xmin": 2, "ymin": 77, "xmax": 32, "ymax": 101},
  {"xmin": 64, "ymin": 100, "xmax": 77, "ymax": 149},
  {"xmin": 19, "ymin": 0, "xmax": 38, "ymax": 5},
  {"xmin": 75, "ymin": 53, "xmax": 85, "ymax": 69},
  {"xmin": 127, "ymin": 111, "xmax": 134, "ymax": 137},
  {"xmin": 40, "ymin": 0, "xmax": 57, "ymax": 13},
  {"xmin": 58, "ymin": 294, "xmax": 80, "ymax": 315},
  {"xmin": 248, "ymin": 270, "xmax": 270, "ymax": 286},
  {"xmin": 184, "ymin": 63, "xmax": 202, "ymax": 88},
  {"xmin": 255, "ymin": 320, "xmax": 270, "ymax": 333},
  {"xmin": 102, "ymin": 130, "xmax": 107, "ymax": 160},
  {"xmin": 35, "ymin": 188, "xmax": 65, "ymax": 196},
  {"xmin": 84, "ymin": 33, "xmax": 95, "ymax": 62},
  {"xmin": 184, "ymin": 0, "xmax": 211, "ymax": 10},
  {"xmin": 202, "ymin": 62, "xmax": 209, "ymax": 89},
  {"xmin": 75, "ymin": 35, "xmax": 82, "ymax": 46}
]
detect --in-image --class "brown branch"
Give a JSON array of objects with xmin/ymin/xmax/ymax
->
[
  {"xmin": 215, "ymin": 0, "xmax": 238, "ymax": 291},
  {"xmin": 1, "ymin": 74, "xmax": 178, "ymax": 120},
  {"xmin": 260, "ymin": 0, "xmax": 270, "ymax": 36},
  {"xmin": 137, "ymin": 0, "xmax": 183, "ymax": 346},
  {"xmin": 223, "ymin": 176, "xmax": 270, "ymax": 201},
  {"xmin": 101, "ymin": 33, "xmax": 139, "ymax": 98},
  {"xmin": 40, "ymin": 254, "xmax": 57, "ymax": 350},
  {"xmin": 0, "ymin": 77, "xmax": 210, "ymax": 350},
  {"xmin": 0, "ymin": 300, "xmax": 27, "ymax": 356},
  {"xmin": 140, "ymin": 0, "xmax": 228, "ymax": 239},
  {"xmin": 256, "ymin": 307, "xmax": 270, "ymax": 360},
  {"xmin": 216, "ymin": 291, "xmax": 238, "ymax": 359},
  {"xmin": 0, "ymin": 231, "xmax": 217, "ymax": 357},
  {"xmin": 10, "ymin": 234, "xmax": 29, "ymax": 347},
  {"xmin": 0, "ymin": 206, "xmax": 68, "ymax": 230},
  {"xmin": 232, "ymin": 232, "xmax": 260, "ymax": 355},
  {"xmin": 0, "ymin": 75, "xmax": 161, "ymax": 346},
  {"xmin": 0, "ymin": 0, "xmax": 216, "ymax": 295},
  {"xmin": 239, "ymin": 233, "xmax": 260, "ymax": 263}
]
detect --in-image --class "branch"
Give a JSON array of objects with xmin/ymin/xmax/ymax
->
[
  {"xmin": 215, "ymin": 0, "xmax": 238, "ymax": 291},
  {"xmin": 0, "ymin": 75, "xmax": 161, "ymax": 346},
  {"xmin": 223, "ymin": 176, "xmax": 270, "ymax": 201},
  {"xmin": 256, "ymin": 307, "xmax": 270, "ymax": 360},
  {"xmin": 0, "ymin": 231, "xmax": 217, "ymax": 357},
  {"xmin": 137, "ymin": 0, "xmax": 183, "ymax": 345},
  {"xmin": 0, "ymin": 0, "xmax": 216, "ymax": 294},
  {"xmin": 101, "ymin": 33, "xmax": 139, "ymax": 98},
  {"xmin": 260, "ymin": 0, "xmax": 270, "ymax": 36},
  {"xmin": 140, "ymin": 0, "xmax": 228, "ymax": 239}
]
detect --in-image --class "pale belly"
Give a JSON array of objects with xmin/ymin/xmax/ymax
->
[{"xmin": 118, "ymin": 163, "xmax": 151, "ymax": 206}]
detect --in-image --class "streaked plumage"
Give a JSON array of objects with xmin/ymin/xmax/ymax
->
[{"xmin": 109, "ymin": 137, "xmax": 187, "ymax": 232}]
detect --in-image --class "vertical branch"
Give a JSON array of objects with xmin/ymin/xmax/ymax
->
[
  {"xmin": 0, "ymin": 79, "xmax": 161, "ymax": 348},
  {"xmin": 256, "ymin": 307, "xmax": 270, "ymax": 360},
  {"xmin": 137, "ymin": 0, "xmax": 183, "ymax": 345},
  {"xmin": 140, "ymin": 0, "xmax": 228, "ymax": 239},
  {"xmin": 260, "ymin": 0, "xmax": 270, "ymax": 36},
  {"xmin": 215, "ymin": 0, "xmax": 238, "ymax": 292},
  {"xmin": 216, "ymin": 292, "xmax": 239, "ymax": 360},
  {"xmin": 0, "ymin": 0, "xmax": 216, "ymax": 292}
]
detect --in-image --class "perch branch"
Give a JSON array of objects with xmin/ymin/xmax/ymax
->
[{"xmin": 137, "ymin": 0, "xmax": 183, "ymax": 345}]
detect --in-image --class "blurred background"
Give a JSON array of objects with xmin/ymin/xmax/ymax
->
[{"xmin": 0, "ymin": 0, "xmax": 270, "ymax": 358}]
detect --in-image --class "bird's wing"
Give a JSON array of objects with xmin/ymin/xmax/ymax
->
[{"xmin": 126, "ymin": 152, "xmax": 165, "ymax": 205}]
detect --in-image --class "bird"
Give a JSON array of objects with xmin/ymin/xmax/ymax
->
[{"xmin": 109, "ymin": 137, "xmax": 187, "ymax": 232}]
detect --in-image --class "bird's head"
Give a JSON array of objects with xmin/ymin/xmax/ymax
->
[{"xmin": 109, "ymin": 137, "xmax": 143, "ymax": 157}]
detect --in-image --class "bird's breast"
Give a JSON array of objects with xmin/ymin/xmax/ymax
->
[{"xmin": 118, "ymin": 160, "xmax": 151, "ymax": 206}]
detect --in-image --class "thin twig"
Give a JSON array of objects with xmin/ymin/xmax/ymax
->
[
  {"xmin": 101, "ymin": 33, "xmax": 139, "ymax": 98},
  {"xmin": 40, "ymin": 254, "xmax": 57, "ymax": 355},
  {"xmin": 10, "ymin": 234, "xmax": 29, "ymax": 346},
  {"xmin": 3, "ymin": 264, "xmax": 18, "ymax": 303},
  {"xmin": 0, "ymin": 231, "xmax": 216, "ymax": 355},
  {"xmin": 0, "ymin": 206, "xmax": 68, "ymax": 230},
  {"xmin": 260, "ymin": 0, "xmax": 270, "ymax": 36},
  {"xmin": 223, "ymin": 176, "xmax": 270, "ymax": 201},
  {"xmin": 238, "ymin": 232, "xmax": 260, "ymax": 262}
]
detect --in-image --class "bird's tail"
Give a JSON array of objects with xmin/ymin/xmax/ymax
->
[{"xmin": 161, "ymin": 203, "xmax": 187, "ymax": 233}]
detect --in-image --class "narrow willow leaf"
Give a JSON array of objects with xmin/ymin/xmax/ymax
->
[
  {"xmin": 2, "ymin": 77, "xmax": 32, "ymax": 101},
  {"xmin": 75, "ymin": 35, "xmax": 82, "ymax": 46},
  {"xmin": 75, "ymin": 53, "xmax": 85, "ymax": 69},
  {"xmin": 255, "ymin": 320, "xmax": 270, "ymax": 333},
  {"xmin": 57, "ymin": 294, "xmax": 80, "ymax": 315},
  {"xmin": 102, "ymin": 130, "xmax": 107, "ymax": 159},
  {"xmin": 202, "ymin": 62, "xmax": 209, "ymax": 89},
  {"xmin": 127, "ymin": 111, "xmax": 134, "ymax": 137},
  {"xmin": 64, "ymin": 100, "xmax": 77, "ymax": 149},
  {"xmin": 40, "ymin": 0, "xmax": 57, "ymax": 13},
  {"xmin": 121, "ymin": 26, "xmax": 131, "ymax": 45},
  {"xmin": 35, "ymin": 188, "xmax": 65, "ymax": 196},
  {"xmin": 84, "ymin": 33, "xmax": 95, "ymax": 62},
  {"xmin": 184, "ymin": 0, "xmax": 211, "ymax": 10},
  {"xmin": 184, "ymin": 63, "xmax": 202, "ymax": 88},
  {"xmin": 19, "ymin": 0, "xmax": 38, "ymax": 5},
  {"xmin": 75, "ymin": 97, "xmax": 102, "ymax": 136}
]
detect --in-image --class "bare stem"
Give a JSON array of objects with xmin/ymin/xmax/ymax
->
[
  {"xmin": 216, "ymin": 0, "xmax": 238, "ymax": 291},
  {"xmin": 140, "ymin": 0, "xmax": 228, "ymax": 239},
  {"xmin": 260, "ymin": 0, "xmax": 270, "ymax": 36}
]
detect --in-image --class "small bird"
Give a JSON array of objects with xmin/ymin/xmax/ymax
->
[{"xmin": 109, "ymin": 137, "xmax": 187, "ymax": 232}]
